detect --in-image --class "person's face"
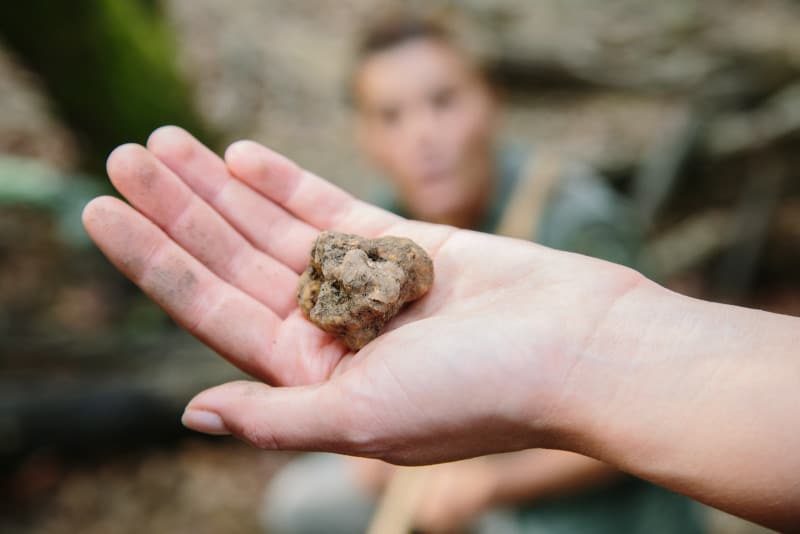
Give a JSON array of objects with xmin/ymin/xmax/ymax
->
[{"xmin": 354, "ymin": 38, "xmax": 498, "ymax": 223}]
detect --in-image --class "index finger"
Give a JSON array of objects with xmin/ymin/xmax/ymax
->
[
  {"xmin": 146, "ymin": 126, "xmax": 320, "ymax": 274},
  {"xmin": 224, "ymin": 140, "xmax": 403, "ymax": 236}
]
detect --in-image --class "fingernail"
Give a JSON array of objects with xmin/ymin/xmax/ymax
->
[{"xmin": 182, "ymin": 409, "xmax": 230, "ymax": 435}]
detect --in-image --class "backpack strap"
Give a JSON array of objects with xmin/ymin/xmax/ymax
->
[{"xmin": 496, "ymin": 150, "xmax": 563, "ymax": 240}]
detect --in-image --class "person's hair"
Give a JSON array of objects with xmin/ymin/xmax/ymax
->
[
  {"xmin": 355, "ymin": 14, "xmax": 451, "ymax": 61},
  {"xmin": 347, "ymin": 13, "xmax": 488, "ymax": 106}
]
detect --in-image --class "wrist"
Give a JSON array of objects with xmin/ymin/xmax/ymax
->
[
  {"xmin": 538, "ymin": 272, "xmax": 678, "ymax": 457},
  {"xmin": 539, "ymin": 272, "xmax": 800, "ymax": 529},
  {"xmin": 508, "ymin": 259, "xmax": 664, "ymax": 454}
]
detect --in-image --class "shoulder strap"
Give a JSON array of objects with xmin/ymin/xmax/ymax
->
[{"xmin": 496, "ymin": 150, "xmax": 563, "ymax": 241}]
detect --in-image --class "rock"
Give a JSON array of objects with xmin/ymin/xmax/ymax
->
[{"xmin": 297, "ymin": 231, "xmax": 434, "ymax": 350}]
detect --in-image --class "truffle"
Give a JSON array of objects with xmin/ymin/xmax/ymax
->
[{"xmin": 297, "ymin": 231, "xmax": 434, "ymax": 350}]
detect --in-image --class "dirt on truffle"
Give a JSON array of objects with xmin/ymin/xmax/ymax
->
[{"xmin": 297, "ymin": 231, "xmax": 434, "ymax": 350}]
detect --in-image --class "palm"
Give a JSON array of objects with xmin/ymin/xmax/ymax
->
[
  {"xmin": 84, "ymin": 127, "xmax": 501, "ymax": 386},
  {"xmin": 84, "ymin": 127, "xmax": 635, "ymax": 463}
]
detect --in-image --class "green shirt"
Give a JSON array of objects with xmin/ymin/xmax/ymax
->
[{"xmin": 381, "ymin": 145, "xmax": 643, "ymax": 269}]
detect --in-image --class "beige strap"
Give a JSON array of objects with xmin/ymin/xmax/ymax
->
[
  {"xmin": 496, "ymin": 151, "xmax": 563, "ymax": 240},
  {"xmin": 365, "ymin": 467, "xmax": 430, "ymax": 534}
]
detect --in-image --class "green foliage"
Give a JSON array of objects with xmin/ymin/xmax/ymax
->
[
  {"xmin": 0, "ymin": 0, "xmax": 214, "ymax": 172},
  {"xmin": 0, "ymin": 156, "xmax": 109, "ymax": 246}
]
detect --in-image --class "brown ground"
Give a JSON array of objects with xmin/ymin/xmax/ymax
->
[{"xmin": 4, "ymin": 440, "xmax": 291, "ymax": 534}]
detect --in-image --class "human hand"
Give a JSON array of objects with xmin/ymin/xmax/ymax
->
[
  {"xmin": 412, "ymin": 458, "xmax": 498, "ymax": 534},
  {"xmin": 82, "ymin": 128, "xmax": 800, "ymax": 529},
  {"xmin": 82, "ymin": 126, "xmax": 644, "ymax": 465},
  {"xmin": 351, "ymin": 457, "xmax": 395, "ymax": 495}
]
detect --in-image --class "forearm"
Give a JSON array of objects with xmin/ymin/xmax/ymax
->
[
  {"xmin": 551, "ymin": 277, "xmax": 800, "ymax": 530},
  {"xmin": 488, "ymin": 450, "xmax": 620, "ymax": 506}
]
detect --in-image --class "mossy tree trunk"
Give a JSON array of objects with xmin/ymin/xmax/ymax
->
[{"xmin": 0, "ymin": 0, "xmax": 214, "ymax": 172}]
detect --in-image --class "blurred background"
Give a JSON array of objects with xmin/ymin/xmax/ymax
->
[{"xmin": 1, "ymin": 0, "xmax": 798, "ymax": 532}]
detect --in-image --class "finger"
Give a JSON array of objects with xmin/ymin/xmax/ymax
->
[
  {"xmin": 224, "ymin": 139, "xmax": 461, "ymax": 259},
  {"xmin": 82, "ymin": 196, "xmax": 283, "ymax": 382},
  {"xmin": 182, "ymin": 380, "xmax": 354, "ymax": 452},
  {"xmin": 107, "ymin": 143, "xmax": 297, "ymax": 317},
  {"xmin": 414, "ymin": 474, "xmax": 448, "ymax": 532},
  {"xmin": 146, "ymin": 126, "xmax": 318, "ymax": 273},
  {"xmin": 224, "ymin": 140, "xmax": 403, "ymax": 236}
]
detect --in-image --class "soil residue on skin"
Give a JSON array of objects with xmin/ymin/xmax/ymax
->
[{"xmin": 297, "ymin": 231, "xmax": 434, "ymax": 350}]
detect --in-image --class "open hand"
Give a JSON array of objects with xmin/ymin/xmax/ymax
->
[{"xmin": 82, "ymin": 126, "xmax": 642, "ymax": 465}]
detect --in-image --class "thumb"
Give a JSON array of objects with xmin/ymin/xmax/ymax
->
[{"xmin": 182, "ymin": 380, "xmax": 357, "ymax": 452}]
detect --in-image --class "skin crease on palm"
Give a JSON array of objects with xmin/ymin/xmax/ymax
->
[{"xmin": 82, "ymin": 127, "xmax": 800, "ymax": 531}]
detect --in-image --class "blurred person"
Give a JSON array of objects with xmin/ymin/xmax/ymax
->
[{"xmin": 259, "ymin": 15, "xmax": 702, "ymax": 534}]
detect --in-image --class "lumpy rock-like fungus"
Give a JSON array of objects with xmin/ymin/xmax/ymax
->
[{"xmin": 297, "ymin": 231, "xmax": 434, "ymax": 350}]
